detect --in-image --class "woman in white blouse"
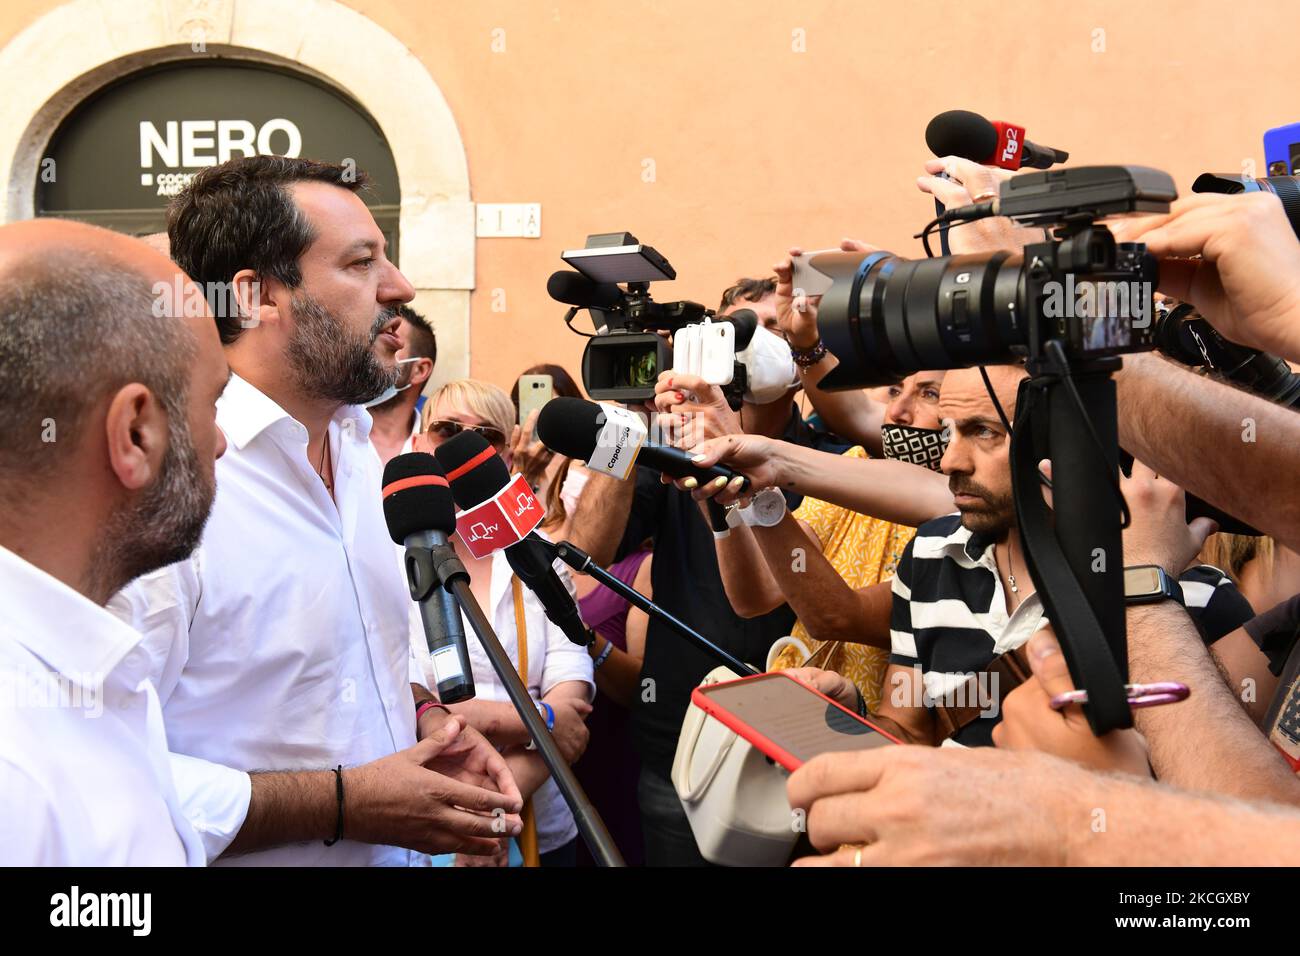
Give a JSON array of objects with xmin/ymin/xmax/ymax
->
[{"xmin": 410, "ymin": 378, "xmax": 595, "ymax": 866}]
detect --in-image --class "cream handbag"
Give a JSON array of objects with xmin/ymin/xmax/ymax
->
[{"xmin": 670, "ymin": 665, "xmax": 800, "ymax": 867}]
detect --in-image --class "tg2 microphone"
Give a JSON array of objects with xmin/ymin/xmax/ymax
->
[{"xmin": 926, "ymin": 109, "xmax": 1069, "ymax": 171}]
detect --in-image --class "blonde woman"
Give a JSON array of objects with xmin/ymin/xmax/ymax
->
[{"xmin": 413, "ymin": 379, "xmax": 594, "ymax": 866}]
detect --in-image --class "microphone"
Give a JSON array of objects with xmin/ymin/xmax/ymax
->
[
  {"xmin": 382, "ymin": 453, "xmax": 475, "ymax": 704},
  {"xmin": 433, "ymin": 432, "xmax": 594, "ymax": 647},
  {"xmin": 546, "ymin": 270, "xmax": 624, "ymax": 309},
  {"xmin": 925, "ymin": 109, "xmax": 1069, "ymax": 171},
  {"xmin": 536, "ymin": 396, "xmax": 750, "ymax": 492}
]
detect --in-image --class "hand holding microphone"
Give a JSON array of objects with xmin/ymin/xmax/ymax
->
[
  {"xmin": 534, "ymin": 395, "xmax": 752, "ymax": 498},
  {"xmin": 916, "ymin": 155, "xmax": 1044, "ymax": 256}
]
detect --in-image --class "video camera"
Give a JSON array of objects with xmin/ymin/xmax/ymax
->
[{"xmin": 547, "ymin": 232, "xmax": 759, "ymax": 404}]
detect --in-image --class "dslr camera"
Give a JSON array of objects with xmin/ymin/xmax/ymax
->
[{"xmin": 809, "ymin": 165, "xmax": 1176, "ymax": 387}]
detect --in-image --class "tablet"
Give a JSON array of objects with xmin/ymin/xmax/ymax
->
[{"xmin": 692, "ymin": 672, "xmax": 902, "ymax": 771}]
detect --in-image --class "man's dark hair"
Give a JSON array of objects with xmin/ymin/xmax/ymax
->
[
  {"xmin": 398, "ymin": 305, "xmax": 436, "ymax": 366},
  {"xmin": 167, "ymin": 155, "xmax": 370, "ymax": 345},
  {"xmin": 719, "ymin": 276, "xmax": 777, "ymax": 312},
  {"xmin": 0, "ymin": 247, "xmax": 194, "ymax": 480}
]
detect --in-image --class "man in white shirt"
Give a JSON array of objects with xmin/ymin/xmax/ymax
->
[
  {"xmin": 0, "ymin": 219, "xmax": 229, "ymax": 864},
  {"xmin": 368, "ymin": 304, "xmax": 436, "ymax": 467},
  {"xmin": 111, "ymin": 155, "xmax": 522, "ymax": 865}
]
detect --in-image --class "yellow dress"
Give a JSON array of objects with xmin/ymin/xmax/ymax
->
[{"xmin": 769, "ymin": 446, "xmax": 915, "ymax": 713}]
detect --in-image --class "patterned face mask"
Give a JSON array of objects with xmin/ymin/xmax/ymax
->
[{"xmin": 880, "ymin": 422, "xmax": 947, "ymax": 471}]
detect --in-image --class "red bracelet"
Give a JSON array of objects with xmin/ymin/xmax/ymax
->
[{"xmin": 416, "ymin": 700, "xmax": 450, "ymax": 725}]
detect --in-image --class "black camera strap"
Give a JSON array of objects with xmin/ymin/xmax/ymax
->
[{"xmin": 1011, "ymin": 373, "xmax": 1133, "ymax": 735}]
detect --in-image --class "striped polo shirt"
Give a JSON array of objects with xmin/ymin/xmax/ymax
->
[{"xmin": 889, "ymin": 513, "xmax": 1252, "ymax": 747}]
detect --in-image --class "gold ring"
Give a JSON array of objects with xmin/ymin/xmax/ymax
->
[
  {"xmin": 854, "ymin": 847, "xmax": 863, "ymax": 867},
  {"xmin": 973, "ymin": 192, "xmax": 997, "ymax": 203}
]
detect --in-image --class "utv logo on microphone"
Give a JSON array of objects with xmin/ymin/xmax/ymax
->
[{"xmin": 138, "ymin": 118, "xmax": 303, "ymax": 196}]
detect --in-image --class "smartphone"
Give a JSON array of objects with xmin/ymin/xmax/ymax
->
[
  {"xmin": 692, "ymin": 672, "xmax": 901, "ymax": 771},
  {"xmin": 789, "ymin": 249, "xmax": 838, "ymax": 299},
  {"xmin": 518, "ymin": 374, "xmax": 554, "ymax": 426}
]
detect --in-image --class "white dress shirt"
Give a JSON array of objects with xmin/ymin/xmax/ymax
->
[
  {"xmin": 110, "ymin": 374, "xmax": 423, "ymax": 866},
  {"xmin": 408, "ymin": 547, "xmax": 594, "ymax": 854},
  {"xmin": 0, "ymin": 544, "xmax": 204, "ymax": 866}
]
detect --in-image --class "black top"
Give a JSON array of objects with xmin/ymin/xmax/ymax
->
[{"xmin": 620, "ymin": 407, "xmax": 847, "ymax": 778}]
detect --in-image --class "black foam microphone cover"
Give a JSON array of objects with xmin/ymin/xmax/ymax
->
[
  {"xmin": 433, "ymin": 430, "xmax": 512, "ymax": 511},
  {"xmin": 382, "ymin": 452, "xmax": 457, "ymax": 544},
  {"xmin": 546, "ymin": 270, "xmax": 624, "ymax": 309},
  {"xmin": 536, "ymin": 396, "xmax": 604, "ymax": 461},
  {"xmin": 925, "ymin": 109, "xmax": 998, "ymax": 162}
]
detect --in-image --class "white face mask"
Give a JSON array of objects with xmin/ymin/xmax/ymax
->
[
  {"xmin": 737, "ymin": 323, "xmax": 799, "ymax": 405},
  {"xmin": 362, "ymin": 357, "xmax": 420, "ymax": 408}
]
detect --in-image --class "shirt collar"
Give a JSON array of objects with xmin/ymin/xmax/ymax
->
[
  {"xmin": 218, "ymin": 373, "xmax": 374, "ymax": 450},
  {"xmin": 938, "ymin": 519, "xmax": 999, "ymax": 568},
  {"xmin": 0, "ymin": 543, "xmax": 141, "ymax": 687}
]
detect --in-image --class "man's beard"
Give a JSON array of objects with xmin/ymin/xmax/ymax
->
[
  {"xmin": 93, "ymin": 400, "xmax": 215, "ymax": 598},
  {"xmin": 286, "ymin": 292, "xmax": 398, "ymax": 406},
  {"xmin": 948, "ymin": 474, "xmax": 1016, "ymax": 540}
]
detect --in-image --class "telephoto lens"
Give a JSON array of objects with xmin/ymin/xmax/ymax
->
[
  {"xmin": 1193, "ymin": 173, "xmax": 1300, "ymax": 239},
  {"xmin": 813, "ymin": 230, "xmax": 1157, "ymax": 389}
]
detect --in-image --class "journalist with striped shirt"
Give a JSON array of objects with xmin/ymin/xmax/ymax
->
[{"xmin": 795, "ymin": 364, "xmax": 1252, "ymax": 747}]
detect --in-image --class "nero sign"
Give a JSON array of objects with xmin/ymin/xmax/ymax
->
[{"xmin": 139, "ymin": 119, "xmax": 303, "ymax": 195}]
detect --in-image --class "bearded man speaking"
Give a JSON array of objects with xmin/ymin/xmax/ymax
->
[{"xmin": 110, "ymin": 157, "xmax": 522, "ymax": 865}]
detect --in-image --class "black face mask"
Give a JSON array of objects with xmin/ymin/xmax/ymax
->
[{"xmin": 881, "ymin": 423, "xmax": 948, "ymax": 471}]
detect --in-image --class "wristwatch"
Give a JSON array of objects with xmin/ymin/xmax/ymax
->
[
  {"xmin": 737, "ymin": 487, "xmax": 787, "ymax": 528},
  {"xmin": 1123, "ymin": 565, "xmax": 1185, "ymax": 606}
]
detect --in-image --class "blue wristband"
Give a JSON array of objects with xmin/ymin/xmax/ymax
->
[
  {"xmin": 538, "ymin": 700, "xmax": 555, "ymax": 731},
  {"xmin": 592, "ymin": 638, "xmax": 615, "ymax": 670}
]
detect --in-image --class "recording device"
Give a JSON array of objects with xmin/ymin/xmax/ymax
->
[
  {"xmin": 925, "ymin": 109, "xmax": 1069, "ymax": 170},
  {"xmin": 535, "ymin": 395, "xmax": 750, "ymax": 493},
  {"xmin": 1152, "ymin": 300, "xmax": 1300, "ymax": 408},
  {"xmin": 433, "ymin": 430, "xmax": 593, "ymax": 647},
  {"xmin": 381, "ymin": 453, "xmax": 475, "ymax": 704},
  {"xmin": 548, "ymin": 232, "xmax": 760, "ymax": 404},
  {"xmin": 816, "ymin": 165, "xmax": 1179, "ymax": 736},
  {"xmin": 812, "ymin": 165, "xmax": 1173, "ymax": 389},
  {"xmin": 384, "ymin": 453, "xmax": 623, "ymax": 865},
  {"xmin": 1192, "ymin": 172, "xmax": 1300, "ymax": 240},
  {"xmin": 691, "ymin": 673, "xmax": 901, "ymax": 771}
]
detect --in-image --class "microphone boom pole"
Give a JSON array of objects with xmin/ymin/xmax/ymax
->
[
  {"xmin": 552, "ymin": 540, "xmax": 760, "ymax": 677},
  {"xmin": 430, "ymin": 539, "xmax": 626, "ymax": 867}
]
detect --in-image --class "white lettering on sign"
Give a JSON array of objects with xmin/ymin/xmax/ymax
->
[{"xmin": 139, "ymin": 118, "xmax": 303, "ymax": 172}]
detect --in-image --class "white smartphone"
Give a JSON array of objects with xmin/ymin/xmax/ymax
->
[{"xmin": 518, "ymin": 374, "xmax": 554, "ymax": 426}]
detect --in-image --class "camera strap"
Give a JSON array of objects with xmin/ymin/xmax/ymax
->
[{"xmin": 1011, "ymin": 375, "xmax": 1133, "ymax": 735}]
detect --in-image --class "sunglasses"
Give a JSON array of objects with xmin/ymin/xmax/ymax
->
[{"xmin": 425, "ymin": 419, "xmax": 507, "ymax": 447}]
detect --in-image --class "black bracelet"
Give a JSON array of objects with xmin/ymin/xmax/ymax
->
[
  {"xmin": 323, "ymin": 765, "xmax": 345, "ymax": 847},
  {"xmin": 855, "ymin": 688, "xmax": 868, "ymax": 718}
]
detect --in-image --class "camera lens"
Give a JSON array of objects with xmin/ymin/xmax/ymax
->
[
  {"xmin": 815, "ymin": 249, "xmax": 1028, "ymax": 388},
  {"xmin": 1192, "ymin": 173, "xmax": 1300, "ymax": 239}
]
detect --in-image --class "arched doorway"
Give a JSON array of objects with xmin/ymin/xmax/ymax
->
[
  {"xmin": 0, "ymin": 0, "xmax": 474, "ymax": 381},
  {"xmin": 37, "ymin": 60, "xmax": 402, "ymax": 257}
]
